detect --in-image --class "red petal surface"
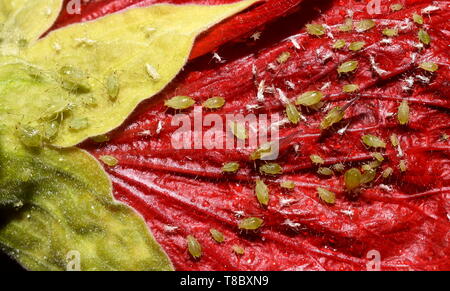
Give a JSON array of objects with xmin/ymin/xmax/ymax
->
[{"xmin": 66, "ymin": 0, "xmax": 450, "ymax": 270}]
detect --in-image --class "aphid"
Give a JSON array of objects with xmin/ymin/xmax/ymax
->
[
  {"xmin": 399, "ymin": 160, "xmax": 408, "ymax": 172},
  {"xmin": 106, "ymin": 73, "xmax": 120, "ymax": 101},
  {"xmin": 91, "ymin": 134, "xmax": 110, "ymax": 143},
  {"xmin": 17, "ymin": 125, "xmax": 43, "ymax": 148},
  {"xmin": 164, "ymin": 96, "xmax": 195, "ymax": 110},
  {"xmin": 238, "ymin": 217, "xmax": 264, "ymax": 230},
  {"xmin": 209, "ymin": 229, "xmax": 225, "ymax": 243},
  {"xmin": 255, "ymin": 179, "xmax": 269, "ymax": 206},
  {"xmin": 345, "ymin": 168, "xmax": 362, "ymax": 191},
  {"xmin": 362, "ymin": 134, "xmax": 386, "ymax": 148},
  {"xmin": 356, "ymin": 20, "xmax": 376, "ymax": 32},
  {"xmin": 277, "ymin": 52, "xmax": 291, "ymax": 64},
  {"xmin": 145, "ymin": 63, "xmax": 160, "ymax": 81},
  {"xmin": 339, "ymin": 18, "xmax": 353, "ymax": 32},
  {"xmin": 306, "ymin": 24, "xmax": 326, "ymax": 36},
  {"xmin": 100, "ymin": 155, "xmax": 119, "ymax": 167},
  {"xmin": 280, "ymin": 181, "xmax": 295, "ymax": 190},
  {"xmin": 343, "ymin": 84, "xmax": 359, "ymax": 93},
  {"xmin": 317, "ymin": 187, "xmax": 336, "ymax": 205},
  {"xmin": 337, "ymin": 60, "xmax": 358, "ymax": 74},
  {"xmin": 317, "ymin": 167, "xmax": 334, "ymax": 176},
  {"xmin": 43, "ymin": 120, "xmax": 60, "ymax": 141},
  {"xmin": 413, "ymin": 13, "xmax": 424, "ymax": 25},
  {"xmin": 18, "ymin": 39, "xmax": 28, "ymax": 48},
  {"xmin": 383, "ymin": 28, "xmax": 399, "ymax": 37},
  {"xmin": 390, "ymin": 3, "xmax": 403, "ymax": 11},
  {"xmin": 333, "ymin": 163, "xmax": 346, "ymax": 172},
  {"xmin": 203, "ymin": 97, "xmax": 225, "ymax": 109},
  {"xmin": 229, "ymin": 121, "xmax": 248, "ymax": 140},
  {"xmin": 361, "ymin": 168, "xmax": 377, "ymax": 184},
  {"xmin": 250, "ymin": 143, "xmax": 273, "ymax": 161},
  {"xmin": 186, "ymin": 235, "xmax": 202, "ymax": 259},
  {"xmin": 349, "ymin": 41, "xmax": 365, "ymax": 51},
  {"xmin": 69, "ymin": 118, "xmax": 89, "ymax": 131},
  {"xmin": 382, "ymin": 167, "xmax": 394, "ymax": 178},
  {"xmin": 398, "ymin": 100, "xmax": 410, "ymax": 125},
  {"xmin": 440, "ymin": 134, "xmax": 449, "ymax": 142},
  {"xmin": 260, "ymin": 163, "xmax": 283, "ymax": 175},
  {"xmin": 418, "ymin": 29, "xmax": 431, "ymax": 45},
  {"xmin": 390, "ymin": 134, "xmax": 400, "ymax": 147},
  {"xmin": 232, "ymin": 245, "xmax": 245, "ymax": 255},
  {"xmin": 296, "ymin": 91, "xmax": 323, "ymax": 107},
  {"xmin": 419, "ymin": 62, "xmax": 438, "ymax": 72},
  {"xmin": 320, "ymin": 106, "xmax": 344, "ymax": 130},
  {"xmin": 372, "ymin": 152, "xmax": 385, "ymax": 162},
  {"xmin": 333, "ymin": 39, "xmax": 346, "ymax": 50},
  {"xmin": 310, "ymin": 154, "xmax": 325, "ymax": 165},
  {"xmin": 363, "ymin": 160, "xmax": 381, "ymax": 171},
  {"xmin": 285, "ymin": 103, "xmax": 301, "ymax": 124},
  {"xmin": 222, "ymin": 162, "xmax": 240, "ymax": 173},
  {"xmin": 74, "ymin": 37, "xmax": 97, "ymax": 47},
  {"xmin": 59, "ymin": 65, "xmax": 91, "ymax": 93}
]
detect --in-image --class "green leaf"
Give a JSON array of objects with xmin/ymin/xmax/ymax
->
[
  {"xmin": 19, "ymin": 1, "xmax": 259, "ymax": 147},
  {"xmin": 0, "ymin": 133, "xmax": 173, "ymax": 271},
  {"xmin": 0, "ymin": 0, "xmax": 63, "ymax": 53}
]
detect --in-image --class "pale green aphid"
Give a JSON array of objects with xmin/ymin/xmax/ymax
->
[
  {"xmin": 296, "ymin": 91, "xmax": 324, "ymax": 106},
  {"xmin": 413, "ymin": 13, "xmax": 424, "ymax": 25},
  {"xmin": 306, "ymin": 23, "xmax": 326, "ymax": 36},
  {"xmin": 321, "ymin": 106, "xmax": 345, "ymax": 130},
  {"xmin": 317, "ymin": 167, "xmax": 334, "ymax": 176},
  {"xmin": 232, "ymin": 245, "xmax": 245, "ymax": 255},
  {"xmin": 418, "ymin": 29, "xmax": 431, "ymax": 45},
  {"xmin": 145, "ymin": 63, "xmax": 160, "ymax": 81},
  {"xmin": 250, "ymin": 143, "xmax": 273, "ymax": 161},
  {"xmin": 43, "ymin": 120, "xmax": 60, "ymax": 141},
  {"xmin": 310, "ymin": 154, "xmax": 325, "ymax": 165},
  {"xmin": 339, "ymin": 18, "xmax": 353, "ymax": 32},
  {"xmin": 203, "ymin": 97, "xmax": 226, "ymax": 109},
  {"xmin": 277, "ymin": 51, "xmax": 291, "ymax": 64},
  {"xmin": 372, "ymin": 152, "xmax": 385, "ymax": 162},
  {"xmin": 399, "ymin": 160, "xmax": 408, "ymax": 172},
  {"xmin": 69, "ymin": 117, "xmax": 89, "ymax": 131},
  {"xmin": 187, "ymin": 235, "xmax": 202, "ymax": 259},
  {"xmin": 165, "ymin": 96, "xmax": 195, "ymax": 110},
  {"xmin": 286, "ymin": 103, "xmax": 301, "ymax": 124},
  {"xmin": 91, "ymin": 134, "xmax": 110, "ymax": 143},
  {"xmin": 333, "ymin": 163, "xmax": 345, "ymax": 172},
  {"xmin": 17, "ymin": 125, "xmax": 43, "ymax": 148},
  {"xmin": 100, "ymin": 155, "xmax": 119, "ymax": 167},
  {"xmin": 345, "ymin": 168, "xmax": 362, "ymax": 191},
  {"xmin": 419, "ymin": 62, "xmax": 438, "ymax": 72},
  {"xmin": 390, "ymin": 3, "xmax": 403, "ymax": 11},
  {"xmin": 255, "ymin": 179, "xmax": 269, "ymax": 206},
  {"xmin": 210, "ymin": 229, "xmax": 225, "ymax": 243},
  {"xmin": 333, "ymin": 39, "xmax": 346, "ymax": 50},
  {"xmin": 222, "ymin": 162, "xmax": 240, "ymax": 173},
  {"xmin": 106, "ymin": 73, "xmax": 120, "ymax": 101},
  {"xmin": 383, "ymin": 28, "xmax": 398, "ymax": 37},
  {"xmin": 361, "ymin": 168, "xmax": 377, "ymax": 184},
  {"xmin": 362, "ymin": 134, "xmax": 386, "ymax": 148},
  {"xmin": 280, "ymin": 180, "xmax": 295, "ymax": 190},
  {"xmin": 356, "ymin": 19, "xmax": 376, "ymax": 32},
  {"xmin": 317, "ymin": 187, "xmax": 336, "ymax": 205},
  {"xmin": 343, "ymin": 84, "xmax": 359, "ymax": 93},
  {"xmin": 260, "ymin": 163, "xmax": 283, "ymax": 175},
  {"xmin": 382, "ymin": 167, "xmax": 394, "ymax": 178},
  {"xmin": 349, "ymin": 41, "xmax": 365, "ymax": 51},
  {"xmin": 398, "ymin": 100, "xmax": 410, "ymax": 125},
  {"xmin": 230, "ymin": 121, "xmax": 248, "ymax": 140},
  {"xmin": 390, "ymin": 134, "xmax": 400, "ymax": 147},
  {"xmin": 238, "ymin": 217, "xmax": 264, "ymax": 230},
  {"xmin": 337, "ymin": 60, "xmax": 358, "ymax": 74},
  {"xmin": 59, "ymin": 65, "xmax": 91, "ymax": 93}
]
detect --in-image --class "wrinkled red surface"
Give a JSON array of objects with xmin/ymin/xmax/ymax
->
[{"xmin": 55, "ymin": 0, "xmax": 450, "ymax": 270}]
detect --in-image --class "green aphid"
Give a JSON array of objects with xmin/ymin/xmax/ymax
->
[
  {"xmin": 260, "ymin": 163, "xmax": 283, "ymax": 175},
  {"xmin": 187, "ymin": 235, "xmax": 202, "ymax": 259},
  {"xmin": 337, "ymin": 60, "xmax": 358, "ymax": 74},
  {"xmin": 317, "ymin": 187, "xmax": 336, "ymax": 205},
  {"xmin": 164, "ymin": 96, "xmax": 195, "ymax": 110},
  {"xmin": 203, "ymin": 97, "xmax": 225, "ymax": 109},
  {"xmin": 296, "ymin": 91, "xmax": 324, "ymax": 107},
  {"xmin": 69, "ymin": 117, "xmax": 89, "ymax": 131},
  {"xmin": 59, "ymin": 65, "xmax": 91, "ymax": 93},
  {"xmin": 238, "ymin": 217, "xmax": 264, "ymax": 230},
  {"xmin": 106, "ymin": 73, "xmax": 120, "ymax": 101}
]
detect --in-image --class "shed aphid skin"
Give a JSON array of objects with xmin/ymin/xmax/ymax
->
[
  {"xmin": 238, "ymin": 217, "xmax": 264, "ymax": 230},
  {"xmin": 382, "ymin": 167, "xmax": 394, "ymax": 178},
  {"xmin": 317, "ymin": 187, "xmax": 336, "ymax": 205},
  {"xmin": 203, "ymin": 97, "xmax": 225, "ymax": 109},
  {"xmin": 398, "ymin": 100, "xmax": 410, "ymax": 125},
  {"xmin": 356, "ymin": 19, "xmax": 376, "ymax": 32},
  {"xmin": 250, "ymin": 31, "xmax": 262, "ymax": 41},
  {"xmin": 69, "ymin": 117, "xmax": 89, "ymax": 131},
  {"xmin": 145, "ymin": 63, "xmax": 160, "ymax": 81},
  {"xmin": 399, "ymin": 160, "xmax": 408, "ymax": 172},
  {"xmin": 286, "ymin": 103, "xmax": 301, "ymax": 124},
  {"xmin": 321, "ymin": 107, "xmax": 344, "ymax": 130},
  {"xmin": 317, "ymin": 167, "xmax": 334, "ymax": 176},
  {"xmin": 419, "ymin": 62, "xmax": 438, "ymax": 72},
  {"xmin": 164, "ymin": 96, "xmax": 195, "ymax": 110},
  {"xmin": 280, "ymin": 180, "xmax": 295, "ymax": 190},
  {"xmin": 99, "ymin": 155, "xmax": 119, "ymax": 167},
  {"xmin": 349, "ymin": 41, "xmax": 365, "ymax": 51},
  {"xmin": 187, "ymin": 235, "xmax": 202, "ymax": 259},
  {"xmin": 306, "ymin": 23, "xmax": 326, "ymax": 36},
  {"xmin": 232, "ymin": 245, "xmax": 245, "ymax": 255},
  {"xmin": 337, "ymin": 60, "xmax": 358, "ymax": 74},
  {"xmin": 333, "ymin": 39, "xmax": 346, "ymax": 50},
  {"xmin": 418, "ymin": 29, "xmax": 431, "ymax": 45},
  {"xmin": 209, "ymin": 229, "xmax": 225, "ymax": 243},
  {"xmin": 345, "ymin": 168, "xmax": 362, "ymax": 191},
  {"xmin": 106, "ymin": 73, "xmax": 120, "ymax": 101},
  {"xmin": 255, "ymin": 179, "xmax": 270, "ymax": 206},
  {"xmin": 277, "ymin": 51, "xmax": 291, "ymax": 64},
  {"xmin": 260, "ymin": 163, "xmax": 283, "ymax": 175},
  {"xmin": 362, "ymin": 135, "xmax": 386, "ymax": 148},
  {"xmin": 310, "ymin": 154, "xmax": 325, "ymax": 165},
  {"xmin": 296, "ymin": 91, "xmax": 323, "ymax": 107},
  {"xmin": 222, "ymin": 162, "xmax": 240, "ymax": 173}
]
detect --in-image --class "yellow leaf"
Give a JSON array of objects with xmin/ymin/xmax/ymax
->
[{"xmin": 20, "ymin": 1, "xmax": 259, "ymax": 147}]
